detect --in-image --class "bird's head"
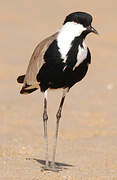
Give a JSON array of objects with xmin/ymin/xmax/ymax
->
[{"xmin": 63, "ymin": 12, "xmax": 98, "ymax": 37}]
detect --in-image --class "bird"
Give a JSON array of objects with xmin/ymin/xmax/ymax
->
[{"xmin": 17, "ymin": 11, "xmax": 98, "ymax": 171}]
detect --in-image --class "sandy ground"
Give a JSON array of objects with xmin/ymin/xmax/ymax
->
[{"xmin": 1, "ymin": 0, "xmax": 117, "ymax": 179}]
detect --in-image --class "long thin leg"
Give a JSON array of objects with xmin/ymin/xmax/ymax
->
[
  {"xmin": 51, "ymin": 88, "xmax": 69, "ymax": 168},
  {"xmin": 43, "ymin": 90, "xmax": 49, "ymax": 168}
]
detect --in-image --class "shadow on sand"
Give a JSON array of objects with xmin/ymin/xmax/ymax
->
[{"xmin": 26, "ymin": 158, "xmax": 73, "ymax": 171}]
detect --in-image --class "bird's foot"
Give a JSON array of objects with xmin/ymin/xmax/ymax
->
[{"xmin": 41, "ymin": 162, "xmax": 62, "ymax": 172}]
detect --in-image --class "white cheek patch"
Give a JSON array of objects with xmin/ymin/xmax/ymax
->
[{"xmin": 57, "ymin": 22, "xmax": 86, "ymax": 62}]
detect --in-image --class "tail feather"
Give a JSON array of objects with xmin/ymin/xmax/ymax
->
[
  {"xmin": 20, "ymin": 84, "xmax": 38, "ymax": 94},
  {"xmin": 17, "ymin": 75, "xmax": 25, "ymax": 83},
  {"xmin": 20, "ymin": 87, "xmax": 38, "ymax": 94},
  {"xmin": 17, "ymin": 75, "xmax": 39, "ymax": 94}
]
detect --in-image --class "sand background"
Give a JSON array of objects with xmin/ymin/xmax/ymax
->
[{"xmin": 0, "ymin": 0, "xmax": 117, "ymax": 179}]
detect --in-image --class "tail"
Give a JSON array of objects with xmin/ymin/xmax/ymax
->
[
  {"xmin": 17, "ymin": 74, "xmax": 38, "ymax": 94},
  {"xmin": 17, "ymin": 75, "xmax": 25, "ymax": 83},
  {"xmin": 20, "ymin": 85, "xmax": 38, "ymax": 94}
]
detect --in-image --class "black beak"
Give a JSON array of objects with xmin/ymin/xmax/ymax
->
[{"xmin": 87, "ymin": 25, "xmax": 99, "ymax": 35}]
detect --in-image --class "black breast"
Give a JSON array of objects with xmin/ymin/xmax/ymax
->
[
  {"xmin": 37, "ymin": 38, "xmax": 91, "ymax": 92},
  {"xmin": 68, "ymin": 50, "xmax": 91, "ymax": 88}
]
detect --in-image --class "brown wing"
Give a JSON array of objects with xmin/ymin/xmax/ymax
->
[{"xmin": 18, "ymin": 32, "xmax": 58, "ymax": 94}]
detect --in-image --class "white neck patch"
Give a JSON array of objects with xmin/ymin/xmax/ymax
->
[
  {"xmin": 73, "ymin": 41, "xmax": 88, "ymax": 70},
  {"xmin": 57, "ymin": 22, "xmax": 86, "ymax": 61}
]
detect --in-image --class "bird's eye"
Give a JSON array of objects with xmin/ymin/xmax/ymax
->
[{"xmin": 73, "ymin": 19, "xmax": 78, "ymax": 23}]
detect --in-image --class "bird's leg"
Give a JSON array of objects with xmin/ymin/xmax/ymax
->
[
  {"xmin": 51, "ymin": 88, "xmax": 69, "ymax": 169},
  {"xmin": 43, "ymin": 90, "xmax": 49, "ymax": 168}
]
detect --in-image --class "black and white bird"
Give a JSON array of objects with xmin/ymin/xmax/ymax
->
[{"xmin": 17, "ymin": 12, "xmax": 98, "ymax": 171}]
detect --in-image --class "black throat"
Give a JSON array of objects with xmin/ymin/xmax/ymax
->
[{"xmin": 65, "ymin": 35, "xmax": 84, "ymax": 68}]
